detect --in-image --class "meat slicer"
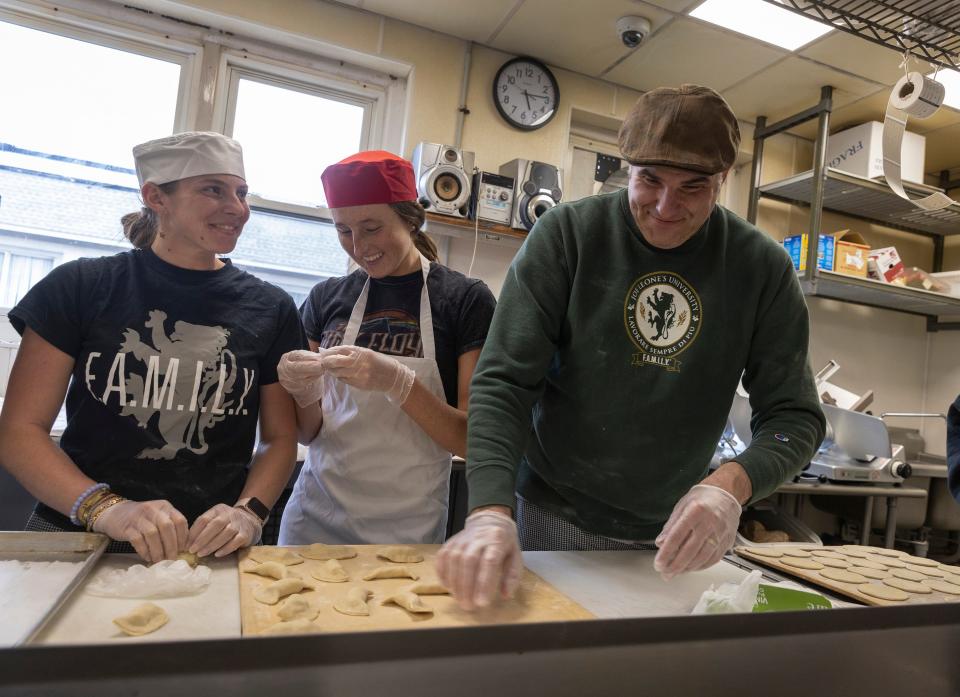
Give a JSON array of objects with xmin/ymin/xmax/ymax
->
[{"xmin": 720, "ymin": 392, "xmax": 912, "ymax": 484}]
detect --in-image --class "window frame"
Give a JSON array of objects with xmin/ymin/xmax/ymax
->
[
  {"xmin": 0, "ymin": 1, "xmax": 203, "ymax": 134},
  {"xmin": 214, "ymin": 49, "xmax": 386, "ymax": 220}
]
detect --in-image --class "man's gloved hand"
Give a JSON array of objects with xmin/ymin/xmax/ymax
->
[
  {"xmin": 187, "ymin": 504, "xmax": 262, "ymax": 558},
  {"xmin": 277, "ymin": 349, "xmax": 329, "ymax": 407},
  {"xmin": 653, "ymin": 484, "xmax": 742, "ymax": 581},
  {"xmin": 92, "ymin": 499, "xmax": 189, "ymax": 564},
  {"xmin": 321, "ymin": 345, "xmax": 415, "ymax": 405},
  {"xmin": 435, "ymin": 509, "xmax": 523, "ymax": 611}
]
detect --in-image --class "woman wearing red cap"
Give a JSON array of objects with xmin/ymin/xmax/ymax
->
[{"xmin": 276, "ymin": 151, "xmax": 496, "ymax": 545}]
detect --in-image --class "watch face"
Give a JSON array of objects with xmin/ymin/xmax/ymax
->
[
  {"xmin": 243, "ymin": 497, "xmax": 270, "ymax": 522},
  {"xmin": 493, "ymin": 57, "xmax": 559, "ymax": 131}
]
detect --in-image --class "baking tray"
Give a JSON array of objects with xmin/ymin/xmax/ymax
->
[{"xmin": 0, "ymin": 531, "xmax": 108, "ymax": 646}]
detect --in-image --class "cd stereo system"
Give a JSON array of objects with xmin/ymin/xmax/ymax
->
[{"xmin": 411, "ymin": 141, "xmax": 562, "ymax": 231}]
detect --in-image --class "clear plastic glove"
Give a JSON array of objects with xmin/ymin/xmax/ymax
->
[
  {"xmin": 186, "ymin": 504, "xmax": 262, "ymax": 558},
  {"xmin": 321, "ymin": 345, "xmax": 415, "ymax": 405},
  {"xmin": 653, "ymin": 484, "xmax": 742, "ymax": 581},
  {"xmin": 92, "ymin": 499, "xmax": 189, "ymax": 564},
  {"xmin": 435, "ymin": 509, "xmax": 523, "ymax": 611},
  {"xmin": 277, "ymin": 349, "xmax": 330, "ymax": 407}
]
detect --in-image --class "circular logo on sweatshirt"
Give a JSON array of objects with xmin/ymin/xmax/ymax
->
[{"xmin": 624, "ymin": 272, "xmax": 701, "ymax": 371}]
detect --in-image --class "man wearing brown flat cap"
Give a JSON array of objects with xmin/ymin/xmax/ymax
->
[{"xmin": 436, "ymin": 85, "xmax": 825, "ymax": 610}]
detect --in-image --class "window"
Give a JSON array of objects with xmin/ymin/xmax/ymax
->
[
  {"xmin": 0, "ymin": 5, "xmax": 401, "ymax": 308},
  {"xmin": 229, "ymin": 75, "xmax": 369, "ymax": 208},
  {"xmin": 0, "ymin": 13, "xmax": 189, "ymax": 306},
  {"xmin": 0, "ymin": 251, "xmax": 55, "ymax": 308}
]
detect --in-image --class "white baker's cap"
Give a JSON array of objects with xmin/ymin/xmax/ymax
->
[{"xmin": 133, "ymin": 131, "xmax": 245, "ymax": 186}]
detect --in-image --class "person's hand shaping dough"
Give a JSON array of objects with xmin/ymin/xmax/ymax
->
[
  {"xmin": 654, "ymin": 484, "xmax": 742, "ymax": 580},
  {"xmin": 277, "ymin": 349, "xmax": 330, "ymax": 407},
  {"xmin": 93, "ymin": 499, "xmax": 189, "ymax": 564},
  {"xmin": 321, "ymin": 345, "xmax": 415, "ymax": 405},
  {"xmin": 435, "ymin": 509, "xmax": 523, "ymax": 611},
  {"xmin": 187, "ymin": 503, "xmax": 262, "ymax": 558}
]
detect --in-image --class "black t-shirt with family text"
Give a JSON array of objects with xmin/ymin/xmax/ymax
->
[
  {"xmin": 9, "ymin": 248, "xmax": 307, "ymax": 525},
  {"xmin": 301, "ymin": 263, "xmax": 496, "ymax": 407}
]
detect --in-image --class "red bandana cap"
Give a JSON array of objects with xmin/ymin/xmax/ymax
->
[{"xmin": 321, "ymin": 150, "xmax": 418, "ymax": 209}]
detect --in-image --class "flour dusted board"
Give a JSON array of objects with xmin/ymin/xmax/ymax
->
[
  {"xmin": 735, "ymin": 545, "xmax": 960, "ymax": 607},
  {"xmin": 239, "ymin": 544, "xmax": 593, "ymax": 636}
]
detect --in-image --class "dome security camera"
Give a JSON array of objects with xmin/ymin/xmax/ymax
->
[{"xmin": 616, "ymin": 16, "xmax": 652, "ymax": 49}]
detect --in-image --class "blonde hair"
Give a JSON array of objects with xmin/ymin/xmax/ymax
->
[{"xmin": 121, "ymin": 181, "xmax": 178, "ymax": 249}]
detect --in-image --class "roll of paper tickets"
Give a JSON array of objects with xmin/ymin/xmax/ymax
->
[{"xmin": 882, "ymin": 72, "xmax": 956, "ymax": 211}]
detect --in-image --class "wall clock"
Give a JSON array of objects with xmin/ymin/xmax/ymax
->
[{"xmin": 492, "ymin": 56, "xmax": 560, "ymax": 131}]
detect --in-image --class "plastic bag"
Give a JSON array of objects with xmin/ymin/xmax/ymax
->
[
  {"xmin": 891, "ymin": 267, "xmax": 951, "ymax": 293},
  {"xmin": 691, "ymin": 570, "xmax": 762, "ymax": 614},
  {"xmin": 86, "ymin": 559, "xmax": 211, "ymax": 598}
]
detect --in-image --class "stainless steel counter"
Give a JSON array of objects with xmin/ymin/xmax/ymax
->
[
  {"xmin": 3, "ymin": 601, "xmax": 959, "ymax": 696},
  {"xmin": 3, "ymin": 549, "xmax": 960, "ymax": 695}
]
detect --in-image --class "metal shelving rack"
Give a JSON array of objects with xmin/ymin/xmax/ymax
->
[
  {"xmin": 771, "ymin": 1, "xmax": 960, "ymax": 71},
  {"xmin": 747, "ymin": 2, "xmax": 960, "ymax": 331}
]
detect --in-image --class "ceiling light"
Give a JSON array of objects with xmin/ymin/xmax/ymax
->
[
  {"xmin": 929, "ymin": 69, "xmax": 960, "ymax": 110},
  {"xmin": 690, "ymin": 0, "xmax": 833, "ymax": 51}
]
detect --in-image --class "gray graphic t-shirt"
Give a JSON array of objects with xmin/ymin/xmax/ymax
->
[{"xmin": 9, "ymin": 248, "xmax": 307, "ymax": 523}]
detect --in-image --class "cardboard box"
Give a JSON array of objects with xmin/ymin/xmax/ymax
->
[
  {"xmin": 783, "ymin": 234, "xmax": 834, "ymax": 272},
  {"xmin": 868, "ymin": 246, "xmax": 904, "ymax": 283},
  {"xmin": 832, "ymin": 230, "xmax": 869, "ymax": 277},
  {"xmin": 826, "ymin": 121, "xmax": 926, "ymax": 184}
]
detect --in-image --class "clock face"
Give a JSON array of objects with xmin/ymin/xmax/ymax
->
[{"xmin": 493, "ymin": 57, "xmax": 559, "ymax": 131}]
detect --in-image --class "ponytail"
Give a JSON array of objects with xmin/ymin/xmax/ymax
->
[
  {"xmin": 121, "ymin": 181, "xmax": 178, "ymax": 249},
  {"xmin": 413, "ymin": 230, "xmax": 439, "ymax": 262},
  {"xmin": 389, "ymin": 200, "xmax": 439, "ymax": 263},
  {"xmin": 121, "ymin": 208, "xmax": 159, "ymax": 249}
]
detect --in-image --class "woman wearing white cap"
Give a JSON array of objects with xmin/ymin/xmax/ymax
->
[
  {"xmin": 276, "ymin": 151, "xmax": 496, "ymax": 545},
  {"xmin": 0, "ymin": 131, "xmax": 306, "ymax": 562}
]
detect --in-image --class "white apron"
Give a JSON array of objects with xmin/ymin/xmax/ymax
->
[{"xmin": 279, "ymin": 255, "xmax": 452, "ymax": 544}]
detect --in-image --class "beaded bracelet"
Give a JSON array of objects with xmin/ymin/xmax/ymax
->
[
  {"xmin": 86, "ymin": 494, "xmax": 126, "ymax": 532},
  {"xmin": 69, "ymin": 483, "xmax": 110, "ymax": 526}
]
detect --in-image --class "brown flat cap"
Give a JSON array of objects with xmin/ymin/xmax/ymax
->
[{"xmin": 618, "ymin": 84, "xmax": 740, "ymax": 174}]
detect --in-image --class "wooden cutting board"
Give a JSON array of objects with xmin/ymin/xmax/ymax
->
[
  {"xmin": 238, "ymin": 544, "xmax": 593, "ymax": 636},
  {"xmin": 735, "ymin": 545, "xmax": 960, "ymax": 607}
]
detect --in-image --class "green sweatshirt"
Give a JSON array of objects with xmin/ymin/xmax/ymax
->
[{"xmin": 467, "ymin": 189, "xmax": 826, "ymax": 540}]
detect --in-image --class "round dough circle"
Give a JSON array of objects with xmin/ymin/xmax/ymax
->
[
  {"xmin": 810, "ymin": 549, "xmax": 846, "ymax": 559},
  {"xmin": 858, "ymin": 583, "xmax": 908, "ymax": 601},
  {"xmin": 867, "ymin": 554, "xmax": 906, "ymax": 568},
  {"xmin": 820, "ymin": 568, "xmax": 868, "ymax": 584},
  {"xmin": 904, "ymin": 563, "xmax": 945, "ymax": 577},
  {"xmin": 937, "ymin": 564, "xmax": 960, "ymax": 574},
  {"xmin": 923, "ymin": 579, "xmax": 960, "ymax": 595},
  {"xmin": 742, "ymin": 547, "xmax": 784, "ymax": 558},
  {"xmin": 902, "ymin": 556, "xmax": 939, "ymax": 567},
  {"xmin": 884, "ymin": 577, "xmax": 931, "ymax": 594},
  {"xmin": 891, "ymin": 568, "xmax": 926, "ymax": 582},
  {"xmin": 849, "ymin": 566, "xmax": 889, "ymax": 580},
  {"xmin": 782, "ymin": 557, "xmax": 824, "ymax": 570},
  {"xmin": 817, "ymin": 557, "xmax": 851, "ymax": 569},
  {"xmin": 865, "ymin": 547, "xmax": 905, "ymax": 558},
  {"xmin": 782, "ymin": 549, "xmax": 813, "ymax": 558},
  {"xmin": 851, "ymin": 559, "xmax": 887, "ymax": 571},
  {"xmin": 839, "ymin": 546, "xmax": 873, "ymax": 559}
]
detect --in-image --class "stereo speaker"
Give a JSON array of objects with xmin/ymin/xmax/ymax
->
[
  {"xmin": 412, "ymin": 142, "xmax": 475, "ymax": 219},
  {"xmin": 498, "ymin": 159, "xmax": 562, "ymax": 231}
]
